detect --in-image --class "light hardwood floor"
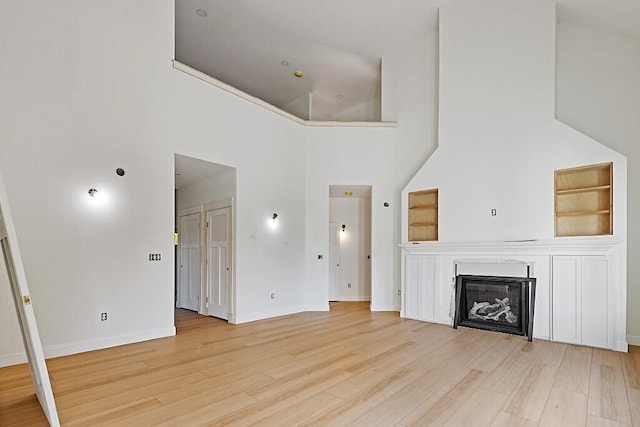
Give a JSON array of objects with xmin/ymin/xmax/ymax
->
[{"xmin": 1, "ymin": 302, "xmax": 640, "ymax": 426}]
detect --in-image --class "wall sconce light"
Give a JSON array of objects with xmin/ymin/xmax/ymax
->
[
  {"xmin": 341, "ymin": 224, "xmax": 346, "ymax": 232},
  {"xmin": 88, "ymin": 188, "xmax": 98, "ymax": 197},
  {"xmin": 268, "ymin": 212, "xmax": 279, "ymax": 230}
]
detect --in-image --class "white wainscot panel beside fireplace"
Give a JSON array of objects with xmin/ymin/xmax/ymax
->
[
  {"xmin": 400, "ymin": 239, "xmax": 626, "ymax": 352},
  {"xmin": 552, "ymin": 256, "xmax": 614, "ymax": 349}
]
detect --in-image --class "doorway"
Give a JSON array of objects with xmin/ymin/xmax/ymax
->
[
  {"xmin": 328, "ymin": 185, "xmax": 372, "ymax": 304},
  {"xmin": 174, "ymin": 154, "xmax": 236, "ymax": 322}
]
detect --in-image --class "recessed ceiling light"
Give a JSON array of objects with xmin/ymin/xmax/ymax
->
[
  {"xmin": 294, "ymin": 71, "xmax": 303, "ymax": 78},
  {"xmin": 196, "ymin": 9, "xmax": 207, "ymax": 17},
  {"xmin": 336, "ymin": 94, "xmax": 344, "ymax": 99},
  {"xmin": 281, "ymin": 60, "xmax": 290, "ymax": 67}
]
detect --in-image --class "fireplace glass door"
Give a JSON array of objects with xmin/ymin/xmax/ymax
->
[{"xmin": 454, "ymin": 275, "xmax": 536, "ymax": 340}]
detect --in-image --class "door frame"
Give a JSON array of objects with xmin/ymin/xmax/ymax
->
[
  {"xmin": 328, "ymin": 185, "xmax": 372, "ymax": 305},
  {"xmin": 177, "ymin": 205, "xmax": 204, "ymax": 313},
  {"xmin": 176, "ymin": 199, "xmax": 235, "ymax": 319},
  {"xmin": 328, "ymin": 222, "xmax": 341, "ymax": 301}
]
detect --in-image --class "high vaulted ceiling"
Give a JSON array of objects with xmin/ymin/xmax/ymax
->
[{"xmin": 175, "ymin": 0, "xmax": 640, "ymax": 122}]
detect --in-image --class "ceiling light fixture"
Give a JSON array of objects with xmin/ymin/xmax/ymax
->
[
  {"xmin": 294, "ymin": 71, "xmax": 303, "ymax": 78},
  {"xmin": 196, "ymin": 9, "xmax": 207, "ymax": 17},
  {"xmin": 281, "ymin": 60, "xmax": 289, "ymax": 67}
]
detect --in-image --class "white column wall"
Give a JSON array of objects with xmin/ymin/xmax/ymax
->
[
  {"xmin": 305, "ymin": 126, "xmax": 396, "ymax": 311},
  {"xmin": 404, "ymin": 0, "xmax": 627, "ymax": 244},
  {"xmin": 382, "ymin": 33, "xmax": 439, "ymax": 190}
]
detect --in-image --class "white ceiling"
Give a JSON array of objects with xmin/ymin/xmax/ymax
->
[
  {"xmin": 175, "ymin": 0, "xmax": 640, "ymax": 122},
  {"xmin": 174, "ymin": 153, "xmax": 233, "ymax": 189},
  {"xmin": 329, "ymin": 185, "xmax": 372, "ymax": 199}
]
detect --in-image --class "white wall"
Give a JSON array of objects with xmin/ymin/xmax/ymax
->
[
  {"xmin": 5, "ymin": 0, "xmax": 633, "ymax": 369},
  {"xmin": 382, "ymin": 33, "xmax": 439, "ymax": 189},
  {"xmin": 0, "ymin": 0, "xmax": 400, "ymax": 366},
  {"xmin": 0, "ymin": 0, "xmax": 179, "ymax": 361},
  {"xmin": 305, "ymin": 126, "xmax": 397, "ymax": 311},
  {"xmin": 329, "ymin": 197, "xmax": 371, "ymax": 301},
  {"xmin": 556, "ymin": 22, "xmax": 640, "ymax": 344},
  {"xmin": 404, "ymin": 0, "xmax": 627, "ymax": 244}
]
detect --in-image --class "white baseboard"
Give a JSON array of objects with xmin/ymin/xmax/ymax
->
[
  {"xmin": 0, "ymin": 326, "xmax": 176, "ymax": 368},
  {"xmin": 46, "ymin": 326, "xmax": 176, "ymax": 359},
  {"xmin": 627, "ymin": 335, "xmax": 640, "ymax": 347},
  {"xmin": 232, "ymin": 305, "xmax": 306, "ymax": 324},
  {"xmin": 306, "ymin": 304, "xmax": 330, "ymax": 312},
  {"xmin": 370, "ymin": 304, "xmax": 400, "ymax": 312},
  {"xmin": 0, "ymin": 351, "xmax": 28, "ymax": 367}
]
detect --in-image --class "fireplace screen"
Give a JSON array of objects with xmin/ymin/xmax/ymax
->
[{"xmin": 454, "ymin": 275, "xmax": 536, "ymax": 341}]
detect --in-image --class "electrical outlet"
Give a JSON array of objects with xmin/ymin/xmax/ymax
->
[
  {"xmin": 270, "ymin": 292, "xmax": 276, "ymax": 299},
  {"xmin": 317, "ymin": 254, "xmax": 323, "ymax": 259},
  {"xmin": 397, "ymin": 290, "xmax": 402, "ymax": 296},
  {"xmin": 100, "ymin": 312, "xmax": 108, "ymax": 321},
  {"xmin": 491, "ymin": 209, "xmax": 497, "ymax": 216},
  {"xmin": 348, "ymin": 283, "xmax": 352, "ymax": 288},
  {"xmin": 149, "ymin": 253, "xmax": 161, "ymax": 261}
]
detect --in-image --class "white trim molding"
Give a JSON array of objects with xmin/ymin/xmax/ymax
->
[
  {"xmin": 172, "ymin": 61, "xmax": 397, "ymax": 128},
  {"xmin": 401, "ymin": 237, "xmax": 622, "ymax": 256},
  {"xmin": 45, "ymin": 327, "xmax": 176, "ymax": 361}
]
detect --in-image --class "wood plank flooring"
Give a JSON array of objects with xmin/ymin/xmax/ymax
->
[{"xmin": 2, "ymin": 302, "xmax": 640, "ymax": 426}]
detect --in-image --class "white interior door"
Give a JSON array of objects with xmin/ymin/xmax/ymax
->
[
  {"xmin": 329, "ymin": 222, "xmax": 340, "ymax": 301},
  {"xmin": 0, "ymin": 171, "xmax": 60, "ymax": 426},
  {"xmin": 177, "ymin": 212, "xmax": 200, "ymax": 311},
  {"xmin": 207, "ymin": 207, "xmax": 230, "ymax": 320}
]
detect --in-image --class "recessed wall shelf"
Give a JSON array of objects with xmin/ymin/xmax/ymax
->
[
  {"xmin": 554, "ymin": 162, "xmax": 612, "ymax": 237},
  {"xmin": 408, "ymin": 188, "xmax": 438, "ymax": 241}
]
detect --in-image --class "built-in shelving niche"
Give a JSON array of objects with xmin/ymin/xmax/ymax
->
[
  {"xmin": 555, "ymin": 162, "xmax": 612, "ymax": 237},
  {"xmin": 408, "ymin": 188, "xmax": 438, "ymax": 242}
]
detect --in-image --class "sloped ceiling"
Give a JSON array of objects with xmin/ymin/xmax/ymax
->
[{"xmin": 175, "ymin": 0, "xmax": 640, "ymax": 122}]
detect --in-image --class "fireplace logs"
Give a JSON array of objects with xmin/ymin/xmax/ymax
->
[{"xmin": 454, "ymin": 275, "xmax": 536, "ymax": 341}]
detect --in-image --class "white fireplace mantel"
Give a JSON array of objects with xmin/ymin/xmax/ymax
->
[
  {"xmin": 400, "ymin": 237, "xmax": 622, "ymax": 256},
  {"xmin": 400, "ymin": 237, "xmax": 627, "ymax": 352}
]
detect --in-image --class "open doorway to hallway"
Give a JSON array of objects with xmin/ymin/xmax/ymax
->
[
  {"xmin": 328, "ymin": 185, "xmax": 371, "ymax": 305},
  {"xmin": 174, "ymin": 154, "xmax": 236, "ymax": 323}
]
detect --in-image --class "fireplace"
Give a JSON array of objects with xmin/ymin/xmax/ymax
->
[{"xmin": 453, "ymin": 275, "xmax": 536, "ymax": 341}]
